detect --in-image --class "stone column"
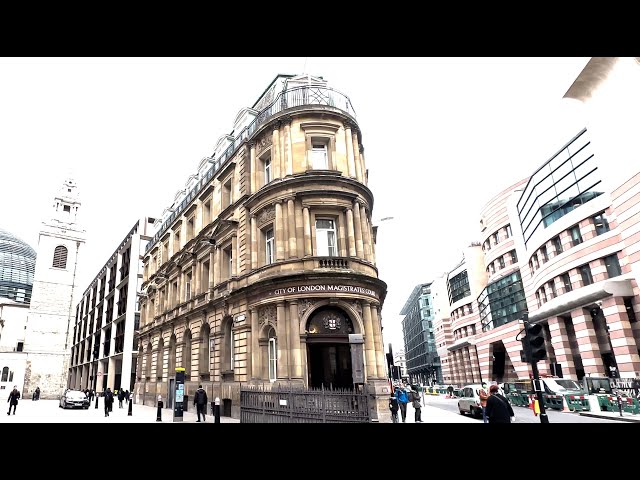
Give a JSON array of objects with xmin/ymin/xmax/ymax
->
[
  {"xmin": 601, "ymin": 296, "xmax": 640, "ymax": 376},
  {"xmin": 302, "ymin": 206, "xmax": 312, "ymax": 256},
  {"xmin": 468, "ymin": 345, "xmax": 483, "ymax": 383},
  {"xmin": 251, "ymin": 215, "xmax": 258, "ymax": 269},
  {"xmin": 250, "ymin": 308, "xmax": 260, "ymax": 380},
  {"xmin": 359, "ymin": 147, "xmax": 367, "ymax": 185},
  {"xmin": 354, "ymin": 142, "xmax": 363, "ymax": 183},
  {"xmin": 208, "ymin": 251, "xmax": 214, "ymax": 290},
  {"xmin": 360, "ymin": 205, "xmax": 372, "ymax": 262},
  {"xmin": 191, "ymin": 263, "xmax": 197, "ymax": 299},
  {"xmin": 344, "ymin": 124, "xmax": 356, "ymax": 177},
  {"xmin": 370, "ymin": 304, "xmax": 385, "ymax": 378},
  {"xmin": 362, "ymin": 300, "xmax": 377, "ymax": 379},
  {"xmin": 352, "ymin": 200, "xmax": 364, "ymax": 258},
  {"xmin": 280, "ymin": 120, "xmax": 286, "ymax": 177},
  {"xmin": 213, "ymin": 247, "xmax": 220, "ymax": 286},
  {"xmin": 295, "ymin": 202, "xmax": 304, "ymax": 258},
  {"xmin": 547, "ymin": 316, "xmax": 578, "ymax": 378},
  {"xmin": 352, "ymin": 131, "xmax": 361, "ymax": 177},
  {"xmin": 463, "ymin": 347, "xmax": 476, "ymax": 383},
  {"xmin": 275, "ymin": 201, "xmax": 285, "ymax": 261},
  {"xmin": 282, "ymin": 196, "xmax": 289, "ymax": 259},
  {"xmin": 287, "ymin": 198, "xmax": 297, "ymax": 259},
  {"xmin": 272, "ymin": 125, "xmax": 281, "ymax": 180},
  {"xmin": 231, "ymin": 236, "xmax": 238, "ymax": 277},
  {"xmin": 345, "ymin": 207, "xmax": 356, "ymax": 257},
  {"xmin": 249, "ymin": 141, "xmax": 256, "ymax": 193},
  {"xmin": 572, "ymin": 307, "xmax": 606, "ymax": 376},
  {"xmin": 288, "ymin": 301, "xmax": 302, "ymax": 378},
  {"xmin": 276, "ymin": 302, "xmax": 289, "ymax": 378},
  {"xmin": 284, "ymin": 120, "xmax": 293, "ymax": 176}
]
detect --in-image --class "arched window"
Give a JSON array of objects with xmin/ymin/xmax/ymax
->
[
  {"xmin": 199, "ymin": 324, "xmax": 211, "ymax": 379},
  {"xmin": 53, "ymin": 245, "xmax": 68, "ymax": 269},
  {"xmin": 182, "ymin": 329, "xmax": 192, "ymax": 380},
  {"xmin": 267, "ymin": 327, "xmax": 277, "ymax": 382},
  {"xmin": 1, "ymin": 366, "xmax": 8, "ymax": 382}
]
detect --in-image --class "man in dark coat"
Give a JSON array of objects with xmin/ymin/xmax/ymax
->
[
  {"xmin": 193, "ymin": 384, "xmax": 208, "ymax": 422},
  {"xmin": 117, "ymin": 388, "xmax": 125, "ymax": 408},
  {"xmin": 7, "ymin": 385, "xmax": 20, "ymax": 415},
  {"xmin": 104, "ymin": 388, "xmax": 114, "ymax": 417},
  {"xmin": 485, "ymin": 384, "xmax": 515, "ymax": 423}
]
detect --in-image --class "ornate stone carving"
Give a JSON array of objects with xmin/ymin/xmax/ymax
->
[
  {"xmin": 350, "ymin": 300, "xmax": 363, "ymax": 317},
  {"xmin": 258, "ymin": 305, "xmax": 276, "ymax": 326},
  {"xmin": 298, "ymin": 299, "xmax": 317, "ymax": 321},
  {"xmin": 256, "ymin": 206, "xmax": 276, "ymax": 227},
  {"xmin": 258, "ymin": 134, "xmax": 272, "ymax": 151}
]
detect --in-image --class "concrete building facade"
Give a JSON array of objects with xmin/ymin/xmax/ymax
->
[
  {"xmin": 135, "ymin": 74, "xmax": 388, "ymax": 420},
  {"xmin": 67, "ymin": 217, "xmax": 155, "ymax": 394}
]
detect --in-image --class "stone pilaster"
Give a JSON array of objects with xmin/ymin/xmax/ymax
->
[
  {"xmin": 249, "ymin": 141, "xmax": 256, "ymax": 193},
  {"xmin": 601, "ymin": 296, "xmax": 640, "ymax": 376},
  {"xmin": 572, "ymin": 308, "xmax": 606, "ymax": 376},
  {"xmin": 250, "ymin": 308, "xmax": 260, "ymax": 380},
  {"xmin": 272, "ymin": 125, "xmax": 281, "ymax": 180},
  {"xmin": 275, "ymin": 201, "xmax": 285, "ymax": 261},
  {"xmin": 345, "ymin": 125, "xmax": 356, "ymax": 177},
  {"xmin": 287, "ymin": 198, "xmax": 297, "ymax": 259},
  {"xmin": 360, "ymin": 205, "xmax": 372, "ymax": 262},
  {"xmin": 345, "ymin": 207, "xmax": 356, "ymax": 257},
  {"xmin": 276, "ymin": 302, "xmax": 289, "ymax": 378},
  {"xmin": 288, "ymin": 300, "xmax": 302, "ymax": 378},
  {"xmin": 352, "ymin": 200, "xmax": 364, "ymax": 258},
  {"xmin": 250, "ymin": 215, "xmax": 258, "ymax": 269},
  {"xmin": 362, "ymin": 300, "xmax": 377, "ymax": 379},
  {"xmin": 302, "ymin": 207, "xmax": 311, "ymax": 256},
  {"xmin": 547, "ymin": 316, "xmax": 577, "ymax": 378},
  {"xmin": 370, "ymin": 304, "xmax": 385, "ymax": 378}
]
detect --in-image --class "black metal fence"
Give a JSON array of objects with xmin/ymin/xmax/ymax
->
[{"xmin": 240, "ymin": 384, "xmax": 370, "ymax": 423}]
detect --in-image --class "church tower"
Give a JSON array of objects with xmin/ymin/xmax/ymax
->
[{"xmin": 23, "ymin": 178, "xmax": 86, "ymax": 398}]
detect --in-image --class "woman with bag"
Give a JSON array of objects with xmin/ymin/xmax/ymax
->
[{"xmin": 485, "ymin": 384, "xmax": 515, "ymax": 423}]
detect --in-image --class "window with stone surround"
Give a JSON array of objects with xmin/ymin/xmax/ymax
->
[
  {"xmin": 53, "ymin": 245, "xmax": 68, "ymax": 269},
  {"xmin": 315, "ymin": 218, "xmax": 337, "ymax": 257},
  {"xmin": 264, "ymin": 227, "xmax": 274, "ymax": 265},
  {"xmin": 268, "ymin": 327, "xmax": 277, "ymax": 382},
  {"xmin": 579, "ymin": 264, "xmax": 593, "ymax": 286}
]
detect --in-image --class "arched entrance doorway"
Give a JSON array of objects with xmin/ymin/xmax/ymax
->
[{"xmin": 306, "ymin": 306, "xmax": 355, "ymax": 389}]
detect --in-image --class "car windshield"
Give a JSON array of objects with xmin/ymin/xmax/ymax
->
[
  {"xmin": 67, "ymin": 391, "xmax": 86, "ymax": 399},
  {"xmin": 546, "ymin": 379, "xmax": 581, "ymax": 392}
]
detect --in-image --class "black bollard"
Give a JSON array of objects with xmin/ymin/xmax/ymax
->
[
  {"xmin": 128, "ymin": 397, "xmax": 133, "ymax": 416},
  {"xmin": 157, "ymin": 399, "xmax": 163, "ymax": 421},
  {"xmin": 95, "ymin": 394, "xmax": 99, "ymax": 409},
  {"xmin": 214, "ymin": 397, "xmax": 220, "ymax": 423}
]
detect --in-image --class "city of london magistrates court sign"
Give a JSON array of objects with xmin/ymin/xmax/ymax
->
[{"xmin": 268, "ymin": 284, "xmax": 378, "ymax": 299}]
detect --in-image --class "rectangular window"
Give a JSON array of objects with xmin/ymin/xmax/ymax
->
[
  {"xmin": 535, "ymin": 291, "xmax": 541, "ymax": 308},
  {"xmin": 202, "ymin": 261, "xmax": 210, "ymax": 292},
  {"xmin": 174, "ymin": 231, "xmax": 181, "ymax": 255},
  {"xmin": 505, "ymin": 224, "xmax": 512, "ymax": 238},
  {"xmin": 17, "ymin": 342, "xmax": 24, "ymax": 352},
  {"xmin": 187, "ymin": 217, "xmax": 194, "ymax": 242},
  {"xmin": 265, "ymin": 228, "xmax": 274, "ymax": 265},
  {"xmin": 624, "ymin": 298, "xmax": 637, "ymax": 323},
  {"xmin": 570, "ymin": 225, "xmax": 583, "ymax": 247},
  {"xmin": 499, "ymin": 256, "xmax": 505, "ymax": 269},
  {"xmin": 311, "ymin": 142, "xmax": 328, "ymax": 169},
  {"xmin": 268, "ymin": 338, "xmax": 277, "ymax": 381},
  {"xmin": 540, "ymin": 287, "xmax": 547, "ymax": 303},
  {"xmin": 548, "ymin": 281, "xmax": 557, "ymax": 299},
  {"xmin": 224, "ymin": 246, "xmax": 233, "ymax": 278},
  {"xmin": 203, "ymin": 200, "xmax": 211, "ymax": 226},
  {"xmin": 493, "ymin": 232, "xmax": 499, "ymax": 246},
  {"xmin": 222, "ymin": 178, "xmax": 232, "ymax": 210},
  {"xmin": 185, "ymin": 273, "xmax": 192, "ymax": 301},
  {"xmin": 264, "ymin": 156, "xmax": 272, "ymax": 184},
  {"xmin": 593, "ymin": 212, "xmax": 610, "ymax": 235},
  {"xmin": 580, "ymin": 264, "xmax": 593, "ymax": 286},
  {"xmin": 562, "ymin": 273, "xmax": 572, "ymax": 292},
  {"xmin": 540, "ymin": 245, "xmax": 548, "ymax": 263},
  {"xmin": 604, "ymin": 254, "xmax": 622, "ymax": 278},
  {"xmin": 172, "ymin": 280, "xmax": 178, "ymax": 308},
  {"xmin": 315, "ymin": 218, "xmax": 337, "ymax": 256},
  {"xmin": 552, "ymin": 236, "xmax": 563, "ymax": 255},
  {"xmin": 533, "ymin": 254, "xmax": 539, "ymax": 269},
  {"xmin": 511, "ymin": 250, "xmax": 518, "ymax": 264},
  {"xmin": 230, "ymin": 330, "xmax": 235, "ymax": 370}
]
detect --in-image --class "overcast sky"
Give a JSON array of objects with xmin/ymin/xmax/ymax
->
[{"xmin": 0, "ymin": 57, "xmax": 590, "ymax": 352}]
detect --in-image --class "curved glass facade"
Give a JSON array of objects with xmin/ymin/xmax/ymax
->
[
  {"xmin": 0, "ymin": 228, "xmax": 36, "ymax": 304},
  {"xmin": 478, "ymin": 269, "xmax": 528, "ymax": 332}
]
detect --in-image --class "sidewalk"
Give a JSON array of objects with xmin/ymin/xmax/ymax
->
[
  {"xmin": 399, "ymin": 398, "xmax": 477, "ymax": 424},
  {"xmin": 578, "ymin": 410, "xmax": 640, "ymax": 423},
  {"xmin": 0, "ymin": 398, "xmax": 239, "ymax": 423}
]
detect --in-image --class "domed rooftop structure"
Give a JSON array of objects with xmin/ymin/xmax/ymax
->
[{"xmin": 0, "ymin": 228, "xmax": 36, "ymax": 304}]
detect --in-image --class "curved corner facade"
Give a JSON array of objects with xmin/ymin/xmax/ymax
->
[{"xmin": 135, "ymin": 75, "xmax": 387, "ymax": 419}]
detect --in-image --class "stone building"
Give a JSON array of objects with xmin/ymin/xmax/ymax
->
[
  {"xmin": 135, "ymin": 74, "xmax": 388, "ymax": 420},
  {"xmin": 22, "ymin": 178, "xmax": 86, "ymax": 398},
  {"xmin": 67, "ymin": 217, "xmax": 155, "ymax": 394}
]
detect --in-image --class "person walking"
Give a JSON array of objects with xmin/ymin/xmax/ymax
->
[
  {"xmin": 395, "ymin": 385, "xmax": 409, "ymax": 423},
  {"xmin": 409, "ymin": 386, "xmax": 422, "ymax": 422},
  {"xmin": 447, "ymin": 385, "xmax": 454, "ymax": 398},
  {"xmin": 117, "ymin": 388, "xmax": 125, "ymax": 408},
  {"xmin": 125, "ymin": 389, "xmax": 130, "ymax": 403},
  {"xmin": 193, "ymin": 384, "xmax": 208, "ymax": 422},
  {"xmin": 36, "ymin": 386, "xmax": 40, "ymax": 400},
  {"xmin": 478, "ymin": 382, "xmax": 489, "ymax": 424},
  {"xmin": 7, "ymin": 385, "xmax": 20, "ymax": 415},
  {"xmin": 485, "ymin": 384, "xmax": 515, "ymax": 423},
  {"xmin": 389, "ymin": 394, "xmax": 399, "ymax": 423},
  {"xmin": 103, "ymin": 388, "xmax": 114, "ymax": 417}
]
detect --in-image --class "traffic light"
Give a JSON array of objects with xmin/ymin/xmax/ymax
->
[{"xmin": 526, "ymin": 322, "xmax": 546, "ymax": 363}]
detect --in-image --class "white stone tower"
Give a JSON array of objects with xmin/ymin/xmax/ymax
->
[{"xmin": 23, "ymin": 178, "xmax": 86, "ymax": 398}]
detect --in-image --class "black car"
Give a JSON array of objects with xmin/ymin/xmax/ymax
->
[{"xmin": 59, "ymin": 390, "xmax": 90, "ymax": 409}]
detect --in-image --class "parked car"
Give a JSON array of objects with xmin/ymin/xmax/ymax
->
[
  {"xmin": 59, "ymin": 389, "xmax": 90, "ymax": 409},
  {"xmin": 457, "ymin": 384, "xmax": 485, "ymax": 418}
]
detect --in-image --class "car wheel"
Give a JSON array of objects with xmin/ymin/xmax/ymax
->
[
  {"xmin": 470, "ymin": 406, "xmax": 477, "ymax": 418},
  {"xmin": 459, "ymin": 409, "xmax": 465, "ymax": 415}
]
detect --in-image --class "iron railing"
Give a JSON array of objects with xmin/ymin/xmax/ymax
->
[
  {"xmin": 240, "ymin": 383, "xmax": 370, "ymax": 423},
  {"xmin": 146, "ymin": 85, "xmax": 356, "ymax": 255}
]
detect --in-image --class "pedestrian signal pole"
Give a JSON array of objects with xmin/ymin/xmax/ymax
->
[{"xmin": 520, "ymin": 315, "xmax": 550, "ymax": 424}]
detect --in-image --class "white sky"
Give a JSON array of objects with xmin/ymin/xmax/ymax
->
[{"xmin": 0, "ymin": 57, "xmax": 590, "ymax": 353}]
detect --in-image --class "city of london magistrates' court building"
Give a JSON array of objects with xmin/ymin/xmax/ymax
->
[{"xmin": 135, "ymin": 74, "xmax": 388, "ymax": 419}]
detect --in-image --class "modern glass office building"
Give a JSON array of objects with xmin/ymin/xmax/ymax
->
[{"xmin": 0, "ymin": 228, "xmax": 36, "ymax": 304}]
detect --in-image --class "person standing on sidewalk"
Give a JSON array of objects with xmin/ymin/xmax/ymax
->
[
  {"xmin": 7, "ymin": 385, "xmax": 20, "ymax": 415},
  {"xmin": 395, "ymin": 385, "xmax": 409, "ymax": 423},
  {"xmin": 409, "ymin": 386, "xmax": 422, "ymax": 422},
  {"xmin": 104, "ymin": 388, "xmax": 114, "ymax": 417},
  {"xmin": 389, "ymin": 394, "xmax": 399, "ymax": 423},
  {"xmin": 485, "ymin": 384, "xmax": 514, "ymax": 423},
  {"xmin": 194, "ymin": 385, "xmax": 208, "ymax": 422},
  {"xmin": 478, "ymin": 382, "xmax": 489, "ymax": 424}
]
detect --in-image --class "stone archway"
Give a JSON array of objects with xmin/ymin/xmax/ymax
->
[{"xmin": 305, "ymin": 306, "xmax": 356, "ymax": 389}]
